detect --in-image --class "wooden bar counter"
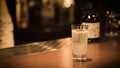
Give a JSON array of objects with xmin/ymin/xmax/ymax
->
[{"xmin": 0, "ymin": 37, "xmax": 120, "ymax": 68}]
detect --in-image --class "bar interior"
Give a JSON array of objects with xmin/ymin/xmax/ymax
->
[{"xmin": 0, "ymin": 0, "xmax": 120, "ymax": 68}]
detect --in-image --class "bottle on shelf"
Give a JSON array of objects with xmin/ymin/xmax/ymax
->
[{"xmin": 81, "ymin": 2, "xmax": 100, "ymax": 42}]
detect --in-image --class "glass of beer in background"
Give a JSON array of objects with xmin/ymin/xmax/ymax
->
[{"xmin": 71, "ymin": 24, "xmax": 88, "ymax": 62}]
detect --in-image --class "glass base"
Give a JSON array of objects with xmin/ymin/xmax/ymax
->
[
  {"xmin": 73, "ymin": 57, "xmax": 87, "ymax": 62},
  {"xmin": 73, "ymin": 53, "xmax": 87, "ymax": 62}
]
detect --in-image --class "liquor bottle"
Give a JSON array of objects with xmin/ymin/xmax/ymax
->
[
  {"xmin": 0, "ymin": 0, "xmax": 14, "ymax": 48},
  {"xmin": 81, "ymin": 2, "xmax": 100, "ymax": 42}
]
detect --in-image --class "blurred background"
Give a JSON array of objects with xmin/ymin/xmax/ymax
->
[{"xmin": 6, "ymin": 0, "xmax": 120, "ymax": 45}]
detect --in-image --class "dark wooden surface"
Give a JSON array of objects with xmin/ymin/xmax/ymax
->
[{"xmin": 0, "ymin": 37, "xmax": 120, "ymax": 68}]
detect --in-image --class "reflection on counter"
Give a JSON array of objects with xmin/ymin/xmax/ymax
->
[{"xmin": 0, "ymin": 38, "xmax": 71, "ymax": 59}]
